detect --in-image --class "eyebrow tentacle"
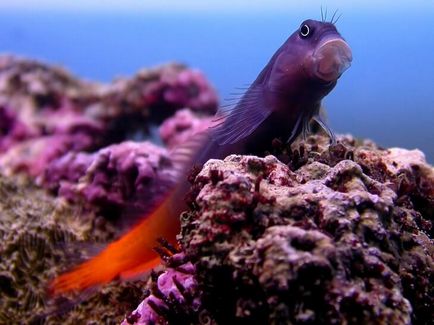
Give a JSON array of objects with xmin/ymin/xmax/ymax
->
[
  {"xmin": 334, "ymin": 13, "xmax": 343, "ymax": 25},
  {"xmin": 330, "ymin": 9, "xmax": 338, "ymax": 24}
]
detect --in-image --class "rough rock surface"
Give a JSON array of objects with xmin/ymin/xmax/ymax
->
[
  {"xmin": 0, "ymin": 56, "xmax": 217, "ymax": 177},
  {"xmin": 121, "ymin": 135, "xmax": 433, "ymax": 325},
  {"xmin": 0, "ymin": 56, "xmax": 218, "ymax": 324},
  {"xmin": 41, "ymin": 141, "xmax": 177, "ymax": 219},
  {"xmin": 0, "ymin": 175, "xmax": 149, "ymax": 324},
  {"xmin": 121, "ymin": 252, "xmax": 205, "ymax": 325},
  {"xmin": 165, "ymin": 134, "xmax": 432, "ymax": 325},
  {"xmin": 0, "ymin": 56, "xmax": 216, "ymax": 217},
  {"xmin": 159, "ymin": 108, "xmax": 214, "ymax": 149}
]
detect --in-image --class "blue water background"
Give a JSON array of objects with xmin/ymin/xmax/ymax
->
[{"xmin": 0, "ymin": 10, "xmax": 433, "ymax": 161}]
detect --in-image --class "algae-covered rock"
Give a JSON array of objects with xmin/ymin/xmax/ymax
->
[
  {"xmin": 159, "ymin": 108, "xmax": 214, "ymax": 149},
  {"xmin": 0, "ymin": 56, "xmax": 219, "ymax": 324},
  {"xmin": 0, "ymin": 56, "xmax": 217, "ymax": 180},
  {"xmin": 0, "ymin": 175, "xmax": 147, "ymax": 324},
  {"xmin": 0, "ymin": 55, "xmax": 215, "ymax": 224},
  {"xmin": 173, "ymin": 134, "xmax": 434, "ymax": 325},
  {"xmin": 120, "ymin": 252, "xmax": 205, "ymax": 325},
  {"xmin": 41, "ymin": 141, "xmax": 177, "ymax": 220}
]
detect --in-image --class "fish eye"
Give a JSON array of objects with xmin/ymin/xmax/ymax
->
[{"xmin": 300, "ymin": 24, "xmax": 311, "ymax": 38}]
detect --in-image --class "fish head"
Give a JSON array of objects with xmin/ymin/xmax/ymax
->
[{"xmin": 297, "ymin": 19, "xmax": 352, "ymax": 83}]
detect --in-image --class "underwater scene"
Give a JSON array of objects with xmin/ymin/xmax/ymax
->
[{"xmin": 0, "ymin": 1, "xmax": 433, "ymax": 324}]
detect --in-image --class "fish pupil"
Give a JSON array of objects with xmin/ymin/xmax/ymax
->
[{"xmin": 300, "ymin": 24, "xmax": 311, "ymax": 38}]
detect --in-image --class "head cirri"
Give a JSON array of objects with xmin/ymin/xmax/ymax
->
[
  {"xmin": 297, "ymin": 19, "xmax": 352, "ymax": 83},
  {"xmin": 269, "ymin": 19, "xmax": 352, "ymax": 93}
]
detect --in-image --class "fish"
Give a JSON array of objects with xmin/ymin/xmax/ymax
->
[{"xmin": 49, "ymin": 18, "xmax": 352, "ymax": 294}]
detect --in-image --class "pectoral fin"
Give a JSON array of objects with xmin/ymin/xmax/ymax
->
[{"xmin": 313, "ymin": 107, "xmax": 336, "ymax": 144}]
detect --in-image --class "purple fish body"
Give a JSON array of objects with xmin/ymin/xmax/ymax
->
[
  {"xmin": 168, "ymin": 18, "xmax": 352, "ymax": 240},
  {"xmin": 192, "ymin": 19, "xmax": 352, "ymax": 164},
  {"xmin": 49, "ymin": 18, "xmax": 353, "ymax": 295}
]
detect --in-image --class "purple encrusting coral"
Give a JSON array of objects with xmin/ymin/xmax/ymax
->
[
  {"xmin": 180, "ymin": 135, "xmax": 433, "ymax": 324},
  {"xmin": 0, "ymin": 56, "xmax": 217, "ymax": 211},
  {"xmin": 0, "ymin": 106, "xmax": 35, "ymax": 152},
  {"xmin": 41, "ymin": 141, "xmax": 177, "ymax": 217},
  {"xmin": 159, "ymin": 108, "xmax": 214, "ymax": 149},
  {"xmin": 121, "ymin": 253, "xmax": 203, "ymax": 325},
  {"xmin": 0, "ymin": 133, "xmax": 101, "ymax": 177}
]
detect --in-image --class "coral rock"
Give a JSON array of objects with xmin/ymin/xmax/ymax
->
[
  {"xmin": 0, "ymin": 134, "xmax": 95, "ymax": 177},
  {"xmin": 0, "ymin": 56, "xmax": 218, "ymax": 181},
  {"xmin": 121, "ymin": 253, "xmax": 203, "ymax": 325},
  {"xmin": 41, "ymin": 141, "xmax": 177, "ymax": 219},
  {"xmin": 159, "ymin": 109, "xmax": 214, "ymax": 149},
  {"xmin": 177, "ymin": 135, "xmax": 433, "ymax": 324},
  {"xmin": 0, "ymin": 174, "xmax": 149, "ymax": 324}
]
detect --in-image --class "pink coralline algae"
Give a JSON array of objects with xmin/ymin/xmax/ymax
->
[
  {"xmin": 159, "ymin": 109, "xmax": 214, "ymax": 148},
  {"xmin": 41, "ymin": 141, "xmax": 177, "ymax": 217},
  {"xmin": 0, "ymin": 106, "xmax": 35, "ymax": 152},
  {"xmin": 121, "ymin": 253, "xmax": 203, "ymax": 325},
  {"xmin": 0, "ymin": 56, "xmax": 217, "ymax": 211},
  {"xmin": 85, "ymin": 63, "xmax": 218, "ymax": 131},
  {"xmin": 165, "ymin": 134, "xmax": 433, "ymax": 325},
  {"xmin": 153, "ymin": 68, "xmax": 218, "ymax": 114},
  {"xmin": 0, "ymin": 134, "xmax": 96, "ymax": 177}
]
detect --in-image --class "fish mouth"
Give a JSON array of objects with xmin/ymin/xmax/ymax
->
[{"xmin": 312, "ymin": 38, "xmax": 352, "ymax": 82}]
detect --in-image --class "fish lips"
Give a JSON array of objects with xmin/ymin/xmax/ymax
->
[{"xmin": 311, "ymin": 38, "xmax": 353, "ymax": 82}]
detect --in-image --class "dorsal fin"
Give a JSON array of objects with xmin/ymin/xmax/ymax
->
[
  {"xmin": 120, "ymin": 131, "xmax": 209, "ymax": 228},
  {"xmin": 169, "ymin": 129, "xmax": 209, "ymax": 172},
  {"xmin": 211, "ymin": 85, "xmax": 271, "ymax": 145}
]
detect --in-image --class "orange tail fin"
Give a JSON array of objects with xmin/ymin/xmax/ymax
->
[{"xmin": 49, "ymin": 195, "xmax": 180, "ymax": 295}]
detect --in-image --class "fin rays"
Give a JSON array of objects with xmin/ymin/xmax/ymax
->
[
  {"xmin": 212, "ymin": 85, "xmax": 271, "ymax": 145},
  {"xmin": 50, "ymin": 194, "xmax": 179, "ymax": 295},
  {"xmin": 313, "ymin": 112, "xmax": 336, "ymax": 144},
  {"xmin": 321, "ymin": 6, "xmax": 341, "ymax": 24}
]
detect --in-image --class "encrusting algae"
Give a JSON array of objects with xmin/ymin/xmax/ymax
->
[{"xmin": 0, "ymin": 175, "xmax": 150, "ymax": 324}]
